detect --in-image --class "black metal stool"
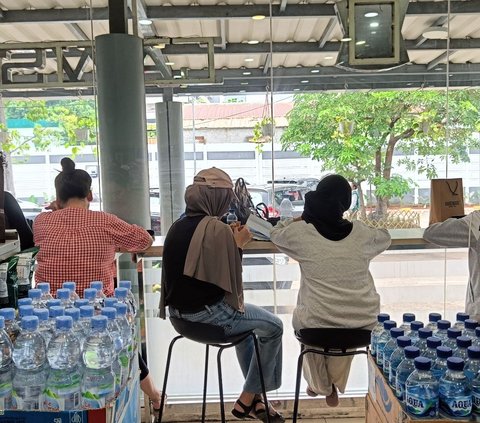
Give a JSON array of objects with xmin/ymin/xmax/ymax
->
[
  {"xmin": 292, "ymin": 328, "xmax": 371, "ymax": 423},
  {"xmin": 158, "ymin": 317, "xmax": 271, "ymax": 423}
]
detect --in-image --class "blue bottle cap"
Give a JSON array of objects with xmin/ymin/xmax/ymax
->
[
  {"xmin": 47, "ymin": 299, "xmax": 61, "ymax": 308},
  {"xmin": 79, "ymin": 305, "xmax": 95, "ymax": 318},
  {"xmin": 0, "ymin": 316, "xmax": 5, "ymax": 329},
  {"xmin": 383, "ymin": 320, "xmax": 397, "ymax": 330},
  {"xmin": 114, "ymin": 287, "xmax": 128, "ymax": 300},
  {"xmin": 62, "ymin": 282, "xmax": 76, "ymax": 292},
  {"xmin": 113, "ymin": 302, "xmax": 128, "ymax": 316},
  {"xmin": 91, "ymin": 315, "xmax": 108, "ymax": 331},
  {"xmin": 437, "ymin": 320, "xmax": 451, "ymax": 330},
  {"xmin": 414, "ymin": 357, "xmax": 431, "ymax": 371},
  {"xmin": 65, "ymin": 307, "xmax": 80, "ymax": 321},
  {"xmin": 19, "ymin": 305, "xmax": 34, "ymax": 317},
  {"xmin": 429, "ymin": 312, "xmax": 442, "ymax": 322},
  {"xmin": 427, "ymin": 336, "xmax": 442, "ymax": 349},
  {"xmin": 49, "ymin": 306, "xmax": 65, "ymax": 319},
  {"xmin": 119, "ymin": 280, "xmax": 132, "ymax": 290},
  {"xmin": 0, "ymin": 308, "xmax": 15, "ymax": 321},
  {"xmin": 447, "ymin": 356, "xmax": 465, "ymax": 371},
  {"xmin": 456, "ymin": 312, "xmax": 470, "ymax": 322},
  {"xmin": 465, "ymin": 319, "xmax": 478, "ymax": 330},
  {"xmin": 56, "ymin": 315, "xmax": 73, "ymax": 331},
  {"xmin": 397, "ymin": 336, "xmax": 412, "ymax": 348},
  {"xmin": 75, "ymin": 299, "xmax": 89, "ymax": 308},
  {"xmin": 104, "ymin": 298, "xmax": 118, "ymax": 308},
  {"xmin": 456, "ymin": 336, "xmax": 472, "ymax": 348},
  {"xmin": 101, "ymin": 307, "xmax": 117, "ymax": 320},
  {"xmin": 447, "ymin": 328, "xmax": 462, "ymax": 339},
  {"xmin": 36, "ymin": 282, "xmax": 50, "ymax": 294},
  {"xmin": 377, "ymin": 313, "xmax": 390, "ymax": 323},
  {"xmin": 437, "ymin": 346, "xmax": 453, "ymax": 359},
  {"xmin": 390, "ymin": 328, "xmax": 404, "ymax": 338},
  {"xmin": 403, "ymin": 313, "xmax": 416, "ymax": 323},
  {"xmin": 83, "ymin": 288, "xmax": 97, "ymax": 301},
  {"xmin": 28, "ymin": 289, "xmax": 42, "ymax": 300},
  {"xmin": 90, "ymin": 281, "xmax": 103, "ymax": 291},
  {"xmin": 33, "ymin": 308, "xmax": 49, "ymax": 322},
  {"xmin": 56, "ymin": 289, "xmax": 70, "ymax": 300},
  {"xmin": 21, "ymin": 315, "xmax": 38, "ymax": 331},
  {"xmin": 410, "ymin": 321, "xmax": 424, "ymax": 331},
  {"xmin": 468, "ymin": 346, "xmax": 480, "ymax": 359},
  {"xmin": 418, "ymin": 328, "xmax": 433, "ymax": 339},
  {"xmin": 404, "ymin": 346, "xmax": 420, "ymax": 359},
  {"xmin": 18, "ymin": 298, "xmax": 32, "ymax": 307}
]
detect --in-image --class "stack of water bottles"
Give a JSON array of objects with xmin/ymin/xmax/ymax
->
[
  {"xmin": 0, "ymin": 280, "xmax": 138, "ymax": 412},
  {"xmin": 371, "ymin": 311, "xmax": 480, "ymax": 419}
]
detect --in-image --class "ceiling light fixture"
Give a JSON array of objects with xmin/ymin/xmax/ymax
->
[
  {"xmin": 364, "ymin": 12, "xmax": 378, "ymax": 17},
  {"xmin": 294, "ymin": 88, "xmax": 300, "ymax": 91},
  {"xmin": 139, "ymin": 19, "xmax": 153, "ymax": 25},
  {"xmin": 301, "ymin": 80, "xmax": 309, "ymax": 83},
  {"xmin": 247, "ymin": 40, "xmax": 260, "ymax": 45},
  {"xmin": 369, "ymin": 22, "xmax": 379, "ymax": 28},
  {"xmin": 341, "ymin": 37, "xmax": 352, "ymax": 42},
  {"xmin": 422, "ymin": 26, "xmax": 448, "ymax": 39},
  {"xmin": 325, "ymin": 56, "xmax": 334, "ymax": 60},
  {"xmin": 244, "ymin": 58, "xmax": 254, "ymax": 62},
  {"xmin": 154, "ymin": 43, "xmax": 166, "ymax": 49},
  {"xmin": 252, "ymin": 15, "xmax": 265, "ymax": 20},
  {"xmin": 311, "ymin": 69, "xmax": 320, "ymax": 73},
  {"xmin": 243, "ymin": 71, "xmax": 251, "ymax": 75},
  {"xmin": 165, "ymin": 62, "xmax": 175, "ymax": 66},
  {"xmin": 241, "ymin": 82, "xmax": 249, "ymax": 85},
  {"xmin": 356, "ymin": 40, "xmax": 366, "ymax": 45}
]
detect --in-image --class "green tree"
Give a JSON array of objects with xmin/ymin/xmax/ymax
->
[{"xmin": 281, "ymin": 90, "xmax": 480, "ymax": 216}]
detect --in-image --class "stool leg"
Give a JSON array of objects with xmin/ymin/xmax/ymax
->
[
  {"xmin": 158, "ymin": 335, "xmax": 183, "ymax": 423},
  {"xmin": 292, "ymin": 344, "xmax": 306, "ymax": 423},
  {"xmin": 201, "ymin": 345, "xmax": 210, "ymax": 423},
  {"xmin": 251, "ymin": 334, "xmax": 271, "ymax": 423},
  {"xmin": 217, "ymin": 347, "xmax": 226, "ymax": 423}
]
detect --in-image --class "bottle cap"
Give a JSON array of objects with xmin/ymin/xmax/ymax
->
[
  {"xmin": 377, "ymin": 313, "xmax": 390, "ymax": 323},
  {"xmin": 0, "ymin": 308, "xmax": 15, "ymax": 321},
  {"xmin": 62, "ymin": 282, "xmax": 76, "ymax": 292},
  {"xmin": 428, "ymin": 312, "xmax": 442, "ymax": 322},
  {"xmin": 456, "ymin": 336, "xmax": 472, "ymax": 348},
  {"xmin": 390, "ymin": 328, "xmax": 404, "ymax": 339},
  {"xmin": 0, "ymin": 316, "xmax": 5, "ymax": 329},
  {"xmin": 119, "ymin": 281, "xmax": 132, "ymax": 290},
  {"xmin": 28, "ymin": 289, "xmax": 42, "ymax": 300},
  {"xmin": 447, "ymin": 328, "xmax": 462, "ymax": 339},
  {"xmin": 465, "ymin": 319, "xmax": 478, "ymax": 330},
  {"xmin": 46, "ymin": 299, "xmax": 61, "ymax": 309},
  {"xmin": 33, "ymin": 308, "xmax": 49, "ymax": 322},
  {"xmin": 418, "ymin": 328, "xmax": 433, "ymax": 339},
  {"xmin": 49, "ymin": 306, "xmax": 65, "ymax": 319},
  {"xmin": 113, "ymin": 302, "xmax": 128, "ymax": 316},
  {"xmin": 79, "ymin": 305, "xmax": 95, "ymax": 318},
  {"xmin": 403, "ymin": 313, "xmax": 415, "ymax": 323},
  {"xmin": 410, "ymin": 321, "xmax": 424, "ymax": 331},
  {"xmin": 83, "ymin": 288, "xmax": 97, "ymax": 301},
  {"xmin": 426, "ymin": 337, "xmax": 442, "ymax": 349},
  {"xmin": 414, "ymin": 357, "xmax": 431, "ymax": 371},
  {"xmin": 56, "ymin": 289, "xmax": 70, "ymax": 300},
  {"xmin": 21, "ymin": 315, "xmax": 38, "ymax": 331},
  {"xmin": 91, "ymin": 315, "xmax": 108, "ymax": 331},
  {"xmin": 456, "ymin": 312, "xmax": 470, "ymax": 322},
  {"xmin": 104, "ymin": 298, "xmax": 118, "ymax": 308},
  {"xmin": 437, "ymin": 320, "xmax": 451, "ymax": 330},
  {"xmin": 404, "ymin": 346, "xmax": 420, "ymax": 359},
  {"xmin": 114, "ymin": 288, "xmax": 128, "ymax": 300},
  {"xmin": 383, "ymin": 320, "xmax": 397, "ymax": 330},
  {"xmin": 90, "ymin": 281, "xmax": 103, "ymax": 291},
  {"xmin": 18, "ymin": 298, "xmax": 33, "ymax": 307},
  {"xmin": 447, "ymin": 356, "xmax": 465, "ymax": 371},
  {"xmin": 56, "ymin": 315, "xmax": 73, "ymax": 331},
  {"xmin": 74, "ymin": 299, "xmax": 89, "ymax": 308},
  {"xmin": 19, "ymin": 305, "xmax": 34, "ymax": 317},
  {"xmin": 468, "ymin": 346, "xmax": 480, "ymax": 359},
  {"xmin": 101, "ymin": 307, "xmax": 117, "ymax": 320},
  {"xmin": 397, "ymin": 336, "xmax": 412, "ymax": 348},
  {"xmin": 65, "ymin": 307, "xmax": 80, "ymax": 321},
  {"xmin": 436, "ymin": 346, "xmax": 453, "ymax": 359},
  {"xmin": 36, "ymin": 282, "xmax": 50, "ymax": 294}
]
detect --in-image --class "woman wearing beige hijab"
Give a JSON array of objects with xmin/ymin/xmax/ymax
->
[{"xmin": 160, "ymin": 168, "xmax": 284, "ymax": 422}]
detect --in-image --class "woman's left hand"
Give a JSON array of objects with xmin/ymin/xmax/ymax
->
[{"xmin": 233, "ymin": 225, "xmax": 253, "ymax": 249}]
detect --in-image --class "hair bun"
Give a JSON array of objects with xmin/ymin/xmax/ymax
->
[{"xmin": 60, "ymin": 157, "xmax": 75, "ymax": 173}]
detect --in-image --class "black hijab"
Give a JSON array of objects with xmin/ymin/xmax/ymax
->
[{"xmin": 302, "ymin": 174, "xmax": 354, "ymax": 241}]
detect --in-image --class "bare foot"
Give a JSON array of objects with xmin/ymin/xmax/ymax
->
[
  {"xmin": 325, "ymin": 384, "xmax": 339, "ymax": 407},
  {"xmin": 306, "ymin": 386, "xmax": 318, "ymax": 397}
]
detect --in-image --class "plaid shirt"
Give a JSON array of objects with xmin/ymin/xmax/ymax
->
[{"xmin": 33, "ymin": 208, "xmax": 152, "ymax": 296}]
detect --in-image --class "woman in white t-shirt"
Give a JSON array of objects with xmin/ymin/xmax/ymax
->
[{"xmin": 270, "ymin": 174, "xmax": 391, "ymax": 407}]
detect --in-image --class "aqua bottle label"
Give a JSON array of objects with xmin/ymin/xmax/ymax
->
[
  {"xmin": 81, "ymin": 381, "xmax": 114, "ymax": 410},
  {"xmin": 472, "ymin": 388, "xmax": 480, "ymax": 414},
  {"xmin": 406, "ymin": 392, "xmax": 439, "ymax": 417},
  {"xmin": 43, "ymin": 384, "xmax": 81, "ymax": 411},
  {"xmin": 395, "ymin": 379, "xmax": 405, "ymax": 400},
  {"xmin": 440, "ymin": 395, "xmax": 472, "ymax": 417}
]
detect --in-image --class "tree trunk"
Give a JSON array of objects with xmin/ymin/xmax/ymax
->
[
  {"xmin": 376, "ymin": 197, "xmax": 388, "ymax": 217},
  {"xmin": 0, "ymin": 99, "xmax": 14, "ymax": 195}
]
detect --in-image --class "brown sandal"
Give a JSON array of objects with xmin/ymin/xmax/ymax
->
[{"xmin": 252, "ymin": 398, "xmax": 285, "ymax": 423}]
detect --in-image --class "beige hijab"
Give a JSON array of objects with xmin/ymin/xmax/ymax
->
[{"xmin": 159, "ymin": 168, "xmax": 244, "ymax": 318}]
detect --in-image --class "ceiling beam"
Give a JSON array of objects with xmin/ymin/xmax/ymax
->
[
  {"xmin": 280, "ymin": 0, "xmax": 288, "ymax": 13},
  {"xmin": 219, "ymin": 19, "xmax": 227, "ymax": 50},
  {"xmin": 263, "ymin": 53, "xmax": 272, "ymax": 75},
  {"xmin": 414, "ymin": 16, "xmax": 449, "ymax": 47},
  {"xmin": 318, "ymin": 18, "xmax": 336, "ymax": 48},
  {"xmin": 67, "ymin": 23, "xmax": 89, "ymax": 41},
  {"xmin": 426, "ymin": 51, "xmax": 455, "ymax": 71}
]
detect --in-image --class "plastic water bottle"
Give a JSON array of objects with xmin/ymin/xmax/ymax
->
[
  {"xmin": 17, "ymin": 305, "xmax": 34, "ymax": 322},
  {"xmin": 81, "ymin": 315, "xmax": 115, "ymax": 409},
  {"xmin": 0, "ymin": 308, "xmax": 20, "ymax": 343},
  {"xmin": 118, "ymin": 280, "xmax": 138, "ymax": 318},
  {"xmin": 83, "ymin": 288, "xmax": 97, "ymax": 307},
  {"xmin": 0, "ymin": 316, "xmax": 13, "ymax": 410},
  {"xmin": 79, "ymin": 305, "xmax": 94, "ymax": 337},
  {"xmin": 28, "ymin": 289, "xmax": 42, "ymax": 309},
  {"xmin": 389, "ymin": 336, "xmax": 412, "ymax": 389},
  {"xmin": 464, "ymin": 319, "xmax": 478, "ymax": 338},
  {"xmin": 113, "ymin": 303, "xmax": 132, "ymax": 387},
  {"xmin": 406, "ymin": 357, "xmax": 439, "ymax": 418},
  {"xmin": 435, "ymin": 320, "xmax": 451, "ymax": 341},
  {"xmin": 64, "ymin": 308, "xmax": 85, "ymax": 348},
  {"xmin": 62, "ymin": 282, "xmax": 80, "ymax": 302},
  {"xmin": 464, "ymin": 346, "xmax": 480, "ymax": 381},
  {"xmin": 439, "ymin": 357, "xmax": 472, "ymax": 417},
  {"xmin": 279, "ymin": 198, "xmax": 294, "ymax": 220},
  {"xmin": 432, "ymin": 346, "xmax": 453, "ymax": 380},
  {"xmin": 101, "ymin": 307, "xmax": 123, "ymax": 395},
  {"xmin": 114, "ymin": 288, "xmax": 134, "ymax": 325},
  {"xmin": 376, "ymin": 320, "xmax": 397, "ymax": 367},
  {"xmin": 46, "ymin": 299, "xmax": 61, "ymax": 309},
  {"xmin": 33, "ymin": 308, "xmax": 54, "ymax": 347},
  {"xmin": 12, "ymin": 316, "xmax": 47, "ymax": 410},
  {"xmin": 49, "ymin": 306, "xmax": 65, "ymax": 331},
  {"xmin": 382, "ymin": 328, "xmax": 404, "ymax": 379},
  {"xmin": 453, "ymin": 312, "xmax": 470, "ymax": 332},
  {"xmin": 408, "ymin": 321, "xmax": 424, "ymax": 345},
  {"xmin": 75, "ymin": 299, "xmax": 89, "ymax": 309},
  {"xmin": 17, "ymin": 298, "xmax": 32, "ymax": 308},
  {"xmin": 474, "ymin": 327, "xmax": 480, "ymax": 348},
  {"xmin": 423, "ymin": 337, "xmax": 442, "ymax": 362},
  {"xmin": 44, "ymin": 316, "xmax": 82, "ymax": 411},
  {"xmin": 90, "ymin": 281, "xmax": 106, "ymax": 313},
  {"xmin": 56, "ymin": 289, "xmax": 73, "ymax": 309},
  {"xmin": 454, "ymin": 336, "xmax": 472, "ymax": 360},
  {"xmin": 226, "ymin": 208, "xmax": 238, "ymax": 225},
  {"xmin": 399, "ymin": 313, "xmax": 416, "ymax": 333},
  {"xmin": 36, "ymin": 283, "xmax": 54, "ymax": 306},
  {"xmin": 444, "ymin": 328, "xmax": 462, "ymax": 350},
  {"xmin": 396, "ymin": 346, "xmax": 420, "ymax": 401},
  {"xmin": 104, "ymin": 298, "xmax": 118, "ymax": 308},
  {"xmin": 371, "ymin": 313, "xmax": 390, "ymax": 357},
  {"xmin": 414, "ymin": 328, "xmax": 432, "ymax": 352},
  {"xmin": 426, "ymin": 312, "xmax": 442, "ymax": 332}
]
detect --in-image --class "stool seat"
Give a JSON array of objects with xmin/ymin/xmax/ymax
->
[{"xmin": 295, "ymin": 328, "xmax": 371, "ymax": 352}]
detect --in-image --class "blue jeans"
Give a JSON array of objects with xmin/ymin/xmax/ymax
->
[{"xmin": 169, "ymin": 301, "xmax": 283, "ymax": 393}]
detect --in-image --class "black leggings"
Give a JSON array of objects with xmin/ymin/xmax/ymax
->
[{"xmin": 139, "ymin": 353, "xmax": 149, "ymax": 381}]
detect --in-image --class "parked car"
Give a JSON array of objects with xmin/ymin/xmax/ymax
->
[
  {"xmin": 17, "ymin": 198, "xmax": 44, "ymax": 220},
  {"xmin": 267, "ymin": 177, "xmax": 320, "ymax": 191}
]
